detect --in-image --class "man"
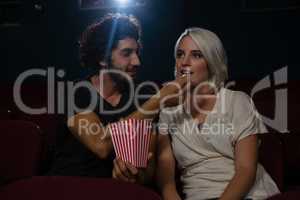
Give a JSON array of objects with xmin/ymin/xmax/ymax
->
[{"xmin": 48, "ymin": 13, "xmax": 186, "ymax": 184}]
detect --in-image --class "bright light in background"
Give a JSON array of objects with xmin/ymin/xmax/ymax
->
[
  {"xmin": 80, "ymin": 0, "xmax": 146, "ymax": 9},
  {"xmin": 115, "ymin": 0, "xmax": 130, "ymax": 5}
]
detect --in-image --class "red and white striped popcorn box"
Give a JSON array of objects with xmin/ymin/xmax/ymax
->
[{"xmin": 109, "ymin": 119, "xmax": 152, "ymax": 168}]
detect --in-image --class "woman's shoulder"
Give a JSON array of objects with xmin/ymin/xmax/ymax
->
[
  {"xmin": 216, "ymin": 88, "xmax": 255, "ymax": 118},
  {"xmin": 220, "ymin": 88, "xmax": 258, "ymax": 122},
  {"xmin": 220, "ymin": 88, "xmax": 252, "ymax": 104}
]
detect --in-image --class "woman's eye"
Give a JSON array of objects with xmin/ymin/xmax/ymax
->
[
  {"xmin": 176, "ymin": 51, "xmax": 184, "ymax": 58},
  {"xmin": 193, "ymin": 53, "xmax": 203, "ymax": 59}
]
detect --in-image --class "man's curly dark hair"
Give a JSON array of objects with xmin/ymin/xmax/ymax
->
[{"xmin": 79, "ymin": 13, "xmax": 142, "ymax": 69}]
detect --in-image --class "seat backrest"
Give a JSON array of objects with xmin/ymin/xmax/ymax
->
[
  {"xmin": 0, "ymin": 109, "xmax": 13, "ymax": 120},
  {"xmin": 0, "ymin": 120, "xmax": 43, "ymax": 184},
  {"xmin": 258, "ymin": 133, "xmax": 284, "ymax": 191},
  {"xmin": 281, "ymin": 132, "xmax": 300, "ymax": 187}
]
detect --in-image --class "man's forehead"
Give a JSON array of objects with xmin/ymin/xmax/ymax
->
[{"xmin": 115, "ymin": 37, "xmax": 139, "ymax": 50}]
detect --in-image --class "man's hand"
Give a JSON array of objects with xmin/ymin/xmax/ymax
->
[
  {"xmin": 159, "ymin": 75, "xmax": 190, "ymax": 107},
  {"xmin": 112, "ymin": 157, "xmax": 138, "ymax": 183},
  {"xmin": 112, "ymin": 153, "xmax": 154, "ymax": 184}
]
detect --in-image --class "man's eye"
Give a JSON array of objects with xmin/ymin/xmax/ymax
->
[{"xmin": 123, "ymin": 51, "xmax": 131, "ymax": 57}]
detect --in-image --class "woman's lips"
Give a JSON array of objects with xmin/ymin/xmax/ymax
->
[{"xmin": 180, "ymin": 68, "xmax": 193, "ymax": 75}]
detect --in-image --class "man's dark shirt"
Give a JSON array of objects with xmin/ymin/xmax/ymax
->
[{"xmin": 47, "ymin": 79, "xmax": 156, "ymax": 177}]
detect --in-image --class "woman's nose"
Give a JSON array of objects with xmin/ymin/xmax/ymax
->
[{"xmin": 182, "ymin": 55, "xmax": 191, "ymax": 66}]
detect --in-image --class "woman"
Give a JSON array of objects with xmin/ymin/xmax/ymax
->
[{"xmin": 156, "ymin": 28, "xmax": 280, "ymax": 200}]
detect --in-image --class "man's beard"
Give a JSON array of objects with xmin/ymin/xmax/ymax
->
[{"xmin": 107, "ymin": 62, "xmax": 134, "ymax": 93}]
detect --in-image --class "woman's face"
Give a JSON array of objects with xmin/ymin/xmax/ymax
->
[{"xmin": 175, "ymin": 35, "xmax": 209, "ymax": 87}]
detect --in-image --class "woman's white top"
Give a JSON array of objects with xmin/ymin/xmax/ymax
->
[{"xmin": 158, "ymin": 88, "xmax": 280, "ymax": 200}]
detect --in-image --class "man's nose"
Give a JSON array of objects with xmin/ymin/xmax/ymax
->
[{"xmin": 131, "ymin": 53, "xmax": 141, "ymax": 66}]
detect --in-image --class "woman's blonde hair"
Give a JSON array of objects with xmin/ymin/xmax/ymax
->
[{"xmin": 174, "ymin": 27, "xmax": 228, "ymax": 89}]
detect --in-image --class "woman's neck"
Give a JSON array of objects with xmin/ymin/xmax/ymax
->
[{"xmin": 184, "ymin": 86, "xmax": 217, "ymax": 123}]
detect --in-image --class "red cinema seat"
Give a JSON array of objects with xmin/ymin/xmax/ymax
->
[
  {"xmin": 258, "ymin": 133, "xmax": 284, "ymax": 192},
  {"xmin": 0, "ymin": 176, "xmax": 162, "ymax": 200},
  {"xmin": 281, "ymin": 132, "xmax": 300, "ymax": 190},
  {"xmin": 0, "ymin": 120, "xmax": 43, "ymax": 185}
]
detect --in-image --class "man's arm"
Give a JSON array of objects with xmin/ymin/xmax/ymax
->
[
  {"xmin": 66, "ymin": 93, "xmax": 170, "ymax": 159},
  {"xmin": 67, "ymin": 75, "xmax": 188, "ymax": 159},
  {"xmin": 157, "ymin": 134, "xmax": 181, "ymax": 200},
  {"xmin": 67, "ymin": 111, "xmax": 112, "ymax": 159},
  {"xmin": 219, "ymin": 134, "xmax": 258, "ymax": 200}
]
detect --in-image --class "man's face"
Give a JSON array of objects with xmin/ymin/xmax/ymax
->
[{"xmin": 109, "ymin": 37, "xmax": 141, "ymax": 80}]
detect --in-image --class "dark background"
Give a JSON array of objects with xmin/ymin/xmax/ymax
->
[
  {"xmin": 1, "ymin": 0, "xmax": 299, "ymax": 189},
  {"xmin": 0, "ymin": 0, "xmax": 299, "ymax": 83}
]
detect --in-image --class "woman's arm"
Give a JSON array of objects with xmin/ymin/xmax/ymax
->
[
  {"xmin": 157, "ymin": 134, "xmax": 181, "ymax": 200},
  {"xmin": 219, "ymin": 134, "xmax": 258, "ymax": 200},
  {"xmin": 136, "ymin": 130, "xmax": 157, "ymax": 184},
  {"xmin": 138, "ymin": 130, "xmax": 157, "ymax": 184}
]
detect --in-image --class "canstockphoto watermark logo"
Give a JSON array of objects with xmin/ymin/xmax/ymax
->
[{"xmin": 250, "ymin": 66, "xmax": 288, "ymax": 133}]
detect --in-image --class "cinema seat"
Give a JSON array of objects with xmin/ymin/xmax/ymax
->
[
  {"xmin": 0, "ymin": 120, "xmax": 43, "ymax": 185},
  {"xmin": 0, "ymin": 176, "xmax": 162, "ymax": 200},
  {"xmin": 258, "ymin": 133, "xmax": 284, "ymax": 192}
]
